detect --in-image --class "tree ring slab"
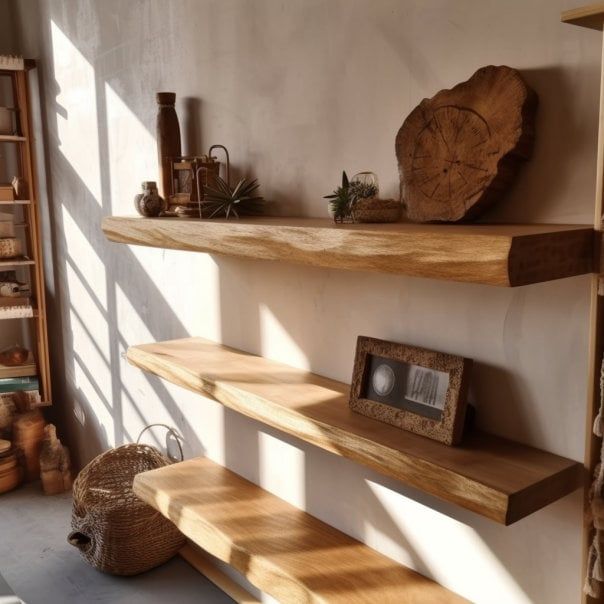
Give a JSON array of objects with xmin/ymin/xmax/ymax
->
[{"xmin": 396, "ymin": 66, "xmax": 537, "ymax": 223}]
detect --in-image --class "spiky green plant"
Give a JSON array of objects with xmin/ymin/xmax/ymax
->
[
  {"xmin": 202, "ymin": 176, "xmax": 264, "ymax": 219},
  {"xmin": 324, "ymin": 171, "xmax": 352, "ymax": 223},
  {"xmin": 350, "ymin": 180, "xmax": 378, "ymax": 202}
]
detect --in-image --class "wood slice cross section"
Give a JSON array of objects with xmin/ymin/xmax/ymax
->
[{"xmin": 396, "ymin": 66, "xmax": 537, "ymax": 222}]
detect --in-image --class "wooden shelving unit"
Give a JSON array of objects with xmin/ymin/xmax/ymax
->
[
  {"xmin": 98, "ymin": 8, "xmax": 604, "ymax": 600},
  {"xmin": 127, "ymin": 337, "xmax": 583, "ymax": 525},
  {"xmin": 134, "ymin": 456, "xmax": 468, "ymax": 604},
  {"xmin": 102, "ymin": 216, "xmax": 595, "ymax": 287},
  {"xmin": 0, "ymin": 62, "xmax": 52, "ymax": 404}
]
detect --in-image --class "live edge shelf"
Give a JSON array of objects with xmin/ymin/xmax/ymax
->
[
  {"xmin": 134, "ymin": 456, "xmax": 468, "ymax": 604},
  {"xmin": 127, "ymin": 338, "xmax": 584, "ymax": 525},
  {"xmin": 101, "ymin": 216, "xmax": 595, "ymax": 287}
]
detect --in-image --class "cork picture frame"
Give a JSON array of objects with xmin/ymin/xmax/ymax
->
[{"xmin": 349, "ymin": 336, "xmax": 473, "ymax": 445}]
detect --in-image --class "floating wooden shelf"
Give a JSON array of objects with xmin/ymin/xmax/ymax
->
[
  {"xmin": 127, "ymin": 338, "xmax": 584, "ymax": 524},
  {"xmin": 562, "ymin": 3, "xmax": 604, "ymax": 29},
  {"xmin": 0, "ymin": 256, "xmax": 34, "ymax": 267},
  {"xmin": 134, "ymin": 456, "xmax": 468, "ymax": 604},
  {"xmin": 0, "ymin": 200, "xmax": 31, "ymax": 206},
  {"xmin": 102, "ymin": 216, "xmax": 594, "ymax": 287},
  {"xmin": 0, "ymin": 135, "xmax": 26, "ymax": 142}
]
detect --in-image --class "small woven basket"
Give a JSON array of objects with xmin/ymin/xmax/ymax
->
[
  {"xmin": 68, "ymin": 433, "xmax": 185, "ymax": 576},
  {"xmin": 354, "ymin": 198, "xmax": 402, "ymax": 223},
  {"xmin": 0, "ymin": 238, "xmax": 21, "ymax": 258}
]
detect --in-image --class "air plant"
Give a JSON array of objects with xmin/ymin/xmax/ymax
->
[{"xmin": 202, "ymin": 175, "xmax": 264, "ymax": 219}]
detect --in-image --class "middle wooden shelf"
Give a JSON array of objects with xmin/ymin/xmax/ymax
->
[{"xmin": 127, "ymin": 337, "xmax": 583, "ymax": 525}]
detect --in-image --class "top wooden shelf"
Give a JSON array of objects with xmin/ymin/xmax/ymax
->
[
  {"xmin": 562, "ymin": 4, "xmax": 604, "ymax": 29},
  {"xmin": 128, "ymin": 337, "xmax": 583, "ymax": 525},
  {"xmin": 0, "ymin": 135, "xmax": 26, "ymax": 142},
  {"xmin": 102, "ymin": 216, "xmax": 594, "ymax": 287}
]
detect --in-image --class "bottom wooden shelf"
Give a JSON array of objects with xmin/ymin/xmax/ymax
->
[{"xmin": 134, "ymin": 456, "xmax": 468, "ymax": 604}]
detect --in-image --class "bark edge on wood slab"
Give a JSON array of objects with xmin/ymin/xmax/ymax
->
[{"xmin": 396, "ymin": 65, "xmax": 537, "ymax": 223}]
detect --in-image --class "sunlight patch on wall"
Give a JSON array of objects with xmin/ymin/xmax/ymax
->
[
  {"xmin": 259, "ymin": 432, "xmax": 305, "ymax": 508},
  {"xmin": 259, "ymin": 303, "xmax": 309, "ymax": 370},
  {"xmin": 115, "ymin": 281, "xmax": 154, "ymax": 345},
  {"xmin": 366, "ymin": 481, "xmax": 531, "ymax": 604},
  {"xmin": 105, "ymin": 81, "xmax": 156, "ymax": 214},
  {"xmin": 71, "ymin": 347, "xmax": 115, "ymax": 449},
  {"xmin": 65, "ymin": 264, "xmax": 109, "ymax": 363},
  {"xmin": 61, "ymin": 204, "xmax": 107, "ymax": 308},
  {"xmin": 50, "ymin": 20, "xmax": 102, "ymax": 205}
]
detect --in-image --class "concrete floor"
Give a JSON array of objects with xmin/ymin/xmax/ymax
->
[{"xmin": 0, "ymin": 483, "xmax": 234, "ymax": 604}]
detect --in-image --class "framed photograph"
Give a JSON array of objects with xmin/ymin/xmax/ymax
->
[{"xmin": 349, "ymin": 336, "xmax": 472, "ymax": 445}]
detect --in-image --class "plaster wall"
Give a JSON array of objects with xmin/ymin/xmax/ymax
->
[{"xmin": 11, "ymin": 1, "xmax": 602, "ymax": 602}]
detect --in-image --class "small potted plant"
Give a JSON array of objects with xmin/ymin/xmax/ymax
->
[
  {"xmin": 202, "ymin": 175, "xmax": 264, "ymax": 219},
  {"xmin": 324, "ymin": 171, "xmax": 354, "ymax": 223},
  {"xmin": 325, "ymin": 171, "xmax": 399, "ymax": 223}
]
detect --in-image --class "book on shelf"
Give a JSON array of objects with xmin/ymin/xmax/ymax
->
[
  {"xmin": 0, "ymin": 353, "xmax": 36, "ymax": 379},
  {"xmin": 0, "ymin": 304, "xmax": 33, "ymax": 319},
  {"xmin": 0, "ymin": 376, "xmax": 39, "ymax": 393}
]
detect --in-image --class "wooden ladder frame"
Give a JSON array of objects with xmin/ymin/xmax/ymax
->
[{"xmin": 0, "ymin": 62, "xmax": 51, "ymax": 404}]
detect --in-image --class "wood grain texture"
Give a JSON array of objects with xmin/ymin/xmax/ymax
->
[
  {"xmin": 396, "ymin": 66, "xmax": 537, "ymax": 223},
  {"xmin": 102, "ymin": 216, "xmax": 594, "ymax": 287},
  {"xmin": 127, "ymin": 337, "xmax": 584, "ymax": 525},
  {"xmin": 134, "ymin": 456, "xmax": 469, "ymax": 604},
  {"xmin": 562, "ymin": 3, "xmax": 604, "ymax": 29}
]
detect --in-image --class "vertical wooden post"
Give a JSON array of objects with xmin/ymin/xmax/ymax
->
[
  {"xmin": 582, "ymin": 31, "xmax": 604, "ymax": 604},
  {"xmin": 10, "ymin": 65, "xmax": 51, "ymax": 405}
]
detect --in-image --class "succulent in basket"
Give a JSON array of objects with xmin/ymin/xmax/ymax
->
[
  {"xmin": 350, "ymin": 180, "xmax": 378, "ymax": 203},
  {"xmin": 324, "ymin": 171, "xmax": 379, "ymax": 223},
  {"xmin": 202, "ymin": 175, "xmax": 264, "ymax": 219}
]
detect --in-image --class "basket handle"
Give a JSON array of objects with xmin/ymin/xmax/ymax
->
[
  {"xmin": 68, "ymin": 531, "xmax": 92, "ymax": 551},
  {"xmin": 136, "ymin": 424, "xmax": 184, "ymax": 462}
]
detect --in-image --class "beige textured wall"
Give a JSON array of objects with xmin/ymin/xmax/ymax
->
[{"xmin": 12, "ymin": 1, "xmax": 602, "ymax": 602}]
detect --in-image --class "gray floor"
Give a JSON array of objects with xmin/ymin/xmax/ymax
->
[{"xmin": 0, "ymin": 483, "xmax": 234, "ymax": 604}]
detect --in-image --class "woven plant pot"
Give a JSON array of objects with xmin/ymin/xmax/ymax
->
[
  {"xmin": 354, "ymin": 198, "xmax": 401, "ymax": 223},
  {"xmin": 68, "ymin": 443, "xmax": 185, "ymax": 576}
]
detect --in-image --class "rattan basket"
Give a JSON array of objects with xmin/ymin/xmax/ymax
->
[
  {"xmin": 354, "ymin": 198, "xmax": 402, "ymax": 223},
  {"xmin": 68, "ymin": 438, "xmax": 185, "ymax": 576},
  {"xmin": 0, "ymin": 238, "xmax": 21, "ymax": 258}
]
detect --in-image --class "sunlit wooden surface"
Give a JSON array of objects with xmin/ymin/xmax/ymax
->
[
  {"xmin": 134, "ymin": 456, "xmax": 469, "ymax": 604},
  {"xmin": 102, "ymin": 216, "xmax": 595, "ymax": 287},
  {"xmin": 128, "ymin": 337, "xmax": 583, "ymax": 524}
]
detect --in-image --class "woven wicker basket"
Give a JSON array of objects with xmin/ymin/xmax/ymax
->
[
  {"xmin": 68, "ymin": 442, "xmax": 185, "ymax": 575},
  {"xmin": 354, "ymin": 198, "xmax": 401, "ymax": 223},
  {"xmin": 0, "ymin": 238, "xmax": 21, "ymax": 258}
]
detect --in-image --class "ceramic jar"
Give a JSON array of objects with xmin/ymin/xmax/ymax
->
[{"xmin": 134, "ymin": 181, "xmax": 165, "ymax": 217}]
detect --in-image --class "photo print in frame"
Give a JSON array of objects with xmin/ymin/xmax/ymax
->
[{"xmin": 349, "ymin": 336, "xmax": 473, "ymax": 445}]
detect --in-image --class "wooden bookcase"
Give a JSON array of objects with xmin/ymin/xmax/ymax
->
[{"xmin": 0, "ymin": 61, "xmax": 51, "ymax": 404}]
